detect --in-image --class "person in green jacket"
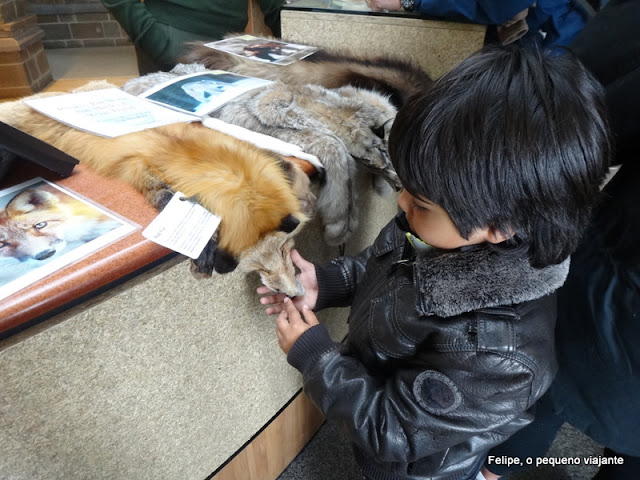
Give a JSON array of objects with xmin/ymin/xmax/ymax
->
[{"xmin": 101, "ymin": 0, "xmax": 284, "ymax": 74}]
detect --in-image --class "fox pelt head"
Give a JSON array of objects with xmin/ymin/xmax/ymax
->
[
  {"xmin": 237, "ymin": 231, "xmax": 303, "ymax": 297},
  {"xmin": 131, "ymin": 121, "xmax": 309, "ymax": 256}
]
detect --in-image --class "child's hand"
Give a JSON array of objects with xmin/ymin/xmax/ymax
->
[
  {"xmin": 257, "ymin": 249, "xmax": 319, "ymax": 314},
  {"xmin": 275, "ymin": 297, "xmax": 319, "ymax": 354}
]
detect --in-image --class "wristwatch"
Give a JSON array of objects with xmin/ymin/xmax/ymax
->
[{"xmin": 400, "ymin": 0, "xmax": 415, "ymax": 11}]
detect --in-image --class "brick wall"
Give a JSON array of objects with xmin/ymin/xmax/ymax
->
[
  {"xmin": 27, "ymin": 0, "xmax": 131, "ymax": 48},
  {"xmin": 0, "ymin": 0, "xmax": 52, "ymax": 97}
]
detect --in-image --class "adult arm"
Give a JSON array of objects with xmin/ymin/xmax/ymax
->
[
  {"xmin": 101, "ymin": 0, "xmax": 172, "ymax": 64},
  {"xmin": 368, "ymin": 0, "xmax": 534, "ymax": 24}
]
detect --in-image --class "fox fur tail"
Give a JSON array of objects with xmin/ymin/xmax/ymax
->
[{"xmin": 179, "ymin": 40, "xmax": 432, "ymax": 108}]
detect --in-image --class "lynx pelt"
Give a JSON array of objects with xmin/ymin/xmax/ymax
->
[
  {"xmin": 0, "ymin": 83, "xmax": 312, "ymax": 281},
  {"xmin": 238, "ymin": 231, "xmax": 303, "ymax": 297},
  {"xmin": 180, "ymin": 36, "xmax": 433, "ymax": 109},
  {"xmin": 124, "ymin": 66, "xmax": 400, "ymax": 246}
]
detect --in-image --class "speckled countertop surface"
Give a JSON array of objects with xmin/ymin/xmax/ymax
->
[{"xmin": 281, "ymin": 10, "xmax": 485, "ymax": 79}]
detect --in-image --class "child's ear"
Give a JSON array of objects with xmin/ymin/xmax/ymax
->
[{"xmin": 486, "ymin": 226, "xmax": 515, "ymax": 244}]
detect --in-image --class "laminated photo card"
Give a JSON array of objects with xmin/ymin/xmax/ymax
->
[
  {"xmin": 140, "ymin": 70, "xmax": 273, "ymax": 116},
  {"xmin": 24, "ymin": 70, "xmax": 273, "ymax": 138},
  {"xmin": 204, "ymin": 35, "xmax": 318, "ymax": 65},
  {"xmin": 0, "ymin": 178, "xmax": 137, "ymax": 302},
  {"xmin": 24, "ymin": 88, "xmax": 196, "ymax": 138}
]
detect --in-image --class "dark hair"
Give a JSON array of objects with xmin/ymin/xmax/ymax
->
[{"xmin": 389, "ymin": 44, "xmax": 612, "ymax": 267}]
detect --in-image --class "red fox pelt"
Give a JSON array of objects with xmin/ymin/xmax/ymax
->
[
  {"xmin": 180, "ymin": 36, "xmax": 433, "ymax": 109},
  {"xmin": 0, "ymin": 93, "xmax": 308, "ymax": 260}
]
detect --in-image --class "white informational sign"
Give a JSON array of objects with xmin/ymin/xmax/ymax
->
[
  {"xmin": 24, "ymin": 70, "xmax": 273, "ymax": 138},
  {"xmin": 25, "ymin": 88, "xmax": 197, "ymax": 138},
  {"xmin": 142, "ymin": 192, "xmax": 222, "ymax": 259}
]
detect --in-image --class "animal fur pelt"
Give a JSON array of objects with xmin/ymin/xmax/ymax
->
[
  {"xmin": 237, "ymin": 231, "xmax": 303, "ymax": 297},
  {"xmin": 179, "ymin": 36, "xmax": 433, "ymax": 109},
  {"xmin": 0, "ymin": 84, "xmax": 312, "ymax": 279},
  {"xmin": 214, "ymin": 82, "xmax": 399, "ymax": 245},
  {"xmin": 124, "ymin": 66, "xmax": 400, "ymax": 246}
]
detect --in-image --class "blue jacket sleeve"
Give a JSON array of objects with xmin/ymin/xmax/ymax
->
[{"xmin": 413, "ymin": 0, "xmax": 535, "ymax": 25}]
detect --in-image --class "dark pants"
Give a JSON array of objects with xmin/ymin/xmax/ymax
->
[
  {"xmin": 361, "ymin": 453, "xmax": 484, "ymax": 480},
  {"xmin": 485, "ymin": 393, "xmax": 564, "ymax": 476},
  {"xmin": 134, "ymin": 45, "xmax": 162, "ymax": 76},
  {"xmin": 133, "ymin": 25, "xmax": 214, "ymax": 75},
  {"xmin": 485, "ymin": 393, "xmax": 640, "ymax": 479},
  {"xmin": 592, "ymin": 449, "xmax": 640, "ymax": 480}
]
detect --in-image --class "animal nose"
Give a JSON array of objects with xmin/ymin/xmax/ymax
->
[
  {"xmin": 35, "ymin": 249, "xmax": 56, "ymax": 260},
  {"xmin": 276, "ymin": 279, "xmax": 305, "ymax": 298}
]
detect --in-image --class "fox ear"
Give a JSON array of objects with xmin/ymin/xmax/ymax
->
[
  {"xmin": 277, "ymin": 214, "xmax": 300, "ymax": 233},
  {"xmin": 6, "ymin": 189, "xmax": 58, "ymax": 215},
  {"xmin": 371, "ymin": 124, "xmax": 385, "ymax": 139}
]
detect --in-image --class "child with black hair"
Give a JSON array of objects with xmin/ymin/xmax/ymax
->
[{"xmin": 257, "ymin": 44, "xmax": 611, "ymax": 480}]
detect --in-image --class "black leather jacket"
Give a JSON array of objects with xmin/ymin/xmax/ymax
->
[{"xmin": 287, "ymin": 214, "xmax": 567, "ymax": 480}]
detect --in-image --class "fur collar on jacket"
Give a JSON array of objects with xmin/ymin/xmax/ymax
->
[{"xmin": 415, "ymin": 244, "xmax": 570, "ymax": 318}]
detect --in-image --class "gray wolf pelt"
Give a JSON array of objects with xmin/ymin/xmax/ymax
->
[
  {"xmin": 0, "ymin": 86, "xmax": 312, "ymax": 278},
  {"xmin": 180, "ymin": 37, "xmax": 433, "ymax": 109},
  {"xmin": 124, "ymin": 67, "xmax": 400, "ymax": 246}
]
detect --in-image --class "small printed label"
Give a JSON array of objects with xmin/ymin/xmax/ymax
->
[{"xmin": 142, "ymin": 192, "xmax": 221, "ymax": 259}]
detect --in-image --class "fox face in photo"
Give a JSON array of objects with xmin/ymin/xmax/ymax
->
[
  {"xmin": 0, "ymin": 192, "xmax": 67, "ymax": 262},
  {"xmin": 0, "ymin": 188, "xmax": 119, "ymax": 263}
]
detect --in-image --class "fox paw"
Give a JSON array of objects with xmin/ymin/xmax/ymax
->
[
  {"xmin": 190, "ymin": 237, "xmax": 238, "ymax": 277},
  {"xmin": 148, "ymin": 185, "xmax": 176, "ymax": 211}
]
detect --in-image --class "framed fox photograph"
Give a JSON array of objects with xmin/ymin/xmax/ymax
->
[{"xmin": 0, "ymin": 178, "xmax": 138, "ymax": 302}]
